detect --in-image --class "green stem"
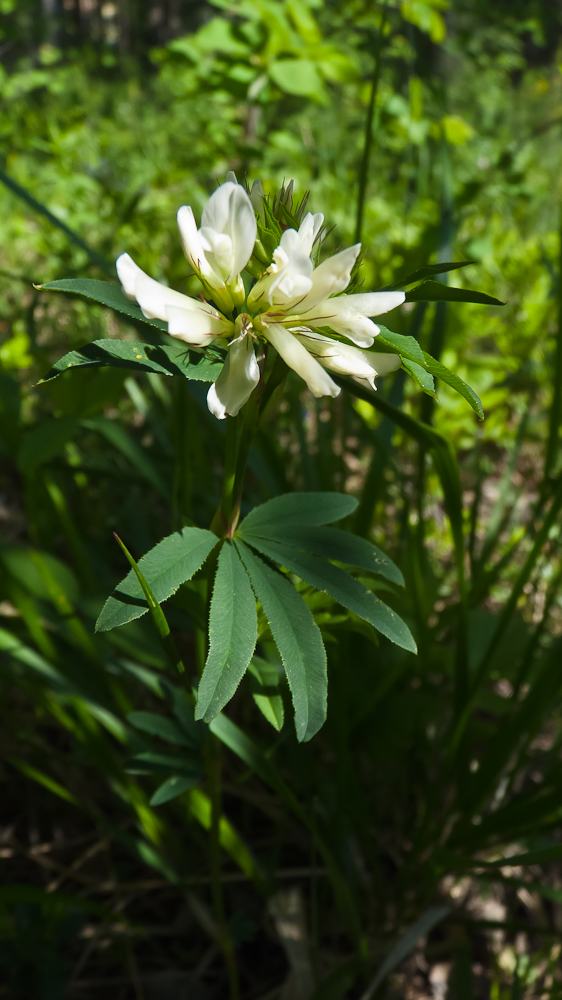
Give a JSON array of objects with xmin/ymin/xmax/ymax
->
[
  {"xmin": 354, "ymin": 1, "xmax": 389, "ymax": 244},
  {"xmin": 544, "ymin": 203, "xmax": 562, "ymax": 483},
  {"xmin": 206, "ymin": 733, "xmax": 239, "ymax": 1000}
]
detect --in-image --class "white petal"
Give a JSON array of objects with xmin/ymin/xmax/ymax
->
[
  {"xmin": 268, "ymin": 253, "xmax": 314, "ymax": 305},
  {"xmin": 207, "ymin": 335, "xmax": 260, "ymax": 419},
  {"xmin": 116, "ymin": 253, "xmax": 203, "ymax": 322},
  {"xmin": 296, "ymin": 244, "xmax": 361, "ymax": 311},
  {"xmin": 201, "ymin": 181, "xmax": 238, "ymax": 232},
  {"xmin": 133, "ymin": 271, "xmax": 203, "ymax": 322},
  {"xmin": 202, "ymin": 182, "xmax": 256, "ymax": 279},
  {"xmin": 265, "ymin": 323, "xmax": 340, "ymax": 399},
  {"xmin": 296, "ymin": 292, "xmax": 404, "ymax": 346},
  {"xmin": 295, "ymin": 298, "xmax": 380, "ymax": 346},
  {"xmin": 341, "ymin": 291, "xmax": 406, "ymax": 316},
  {"xmin": 206, "ymin": 383, "xmax": 227, "ymax": 420},
  {"xmin": 166, "ymin": 304, "xmax": 232, "ymax": 345},
  {"xmin": 297, "ymin": 212, "xmax": 324, "ymax": 256},
  {"xmin": 199, "ymin": 227, "xmax": 234, "ymax": 282},
  {"xmin": 116, "ymin": 253, "xmax": 140, "ymax": 300},
  {"xmin": 226, "ymin": 170, "xmax": 238, "ymax": 183},
  {"xmin": 177, "ymin": 206, "xmax": 214, "ymax": 283},
  {"xmin": 292, "ymin": 328, "xmax": 401, "ymax": 389}
]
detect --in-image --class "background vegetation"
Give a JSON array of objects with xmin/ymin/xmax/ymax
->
[{"xmin": 2, "ymin": 0, "xmax": 562, "ymax": 997}]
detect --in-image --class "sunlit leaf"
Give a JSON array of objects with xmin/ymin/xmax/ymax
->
[
  {"xmin": 195, "ymin": 541, "xmax": 258, "ymax": 722},
  {"xmin": 235, "ymin": 540, "xmax": 327, "ymax": 742},
  {"xmin": 96, "ymin": 528, "xmax": 218, "ymax": 631},
  {"xmin": 405, "ymin": 280, "xmax": 504, "ymax": 306},
  {"xmin": 38, "ymin": 338, "xmax": 223, "ymax": 384}
]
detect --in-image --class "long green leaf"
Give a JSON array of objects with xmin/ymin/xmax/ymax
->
[
  {"xmin": 82, "ymin": 416, "xmax": 168, "ymax": 497},
  {"xmin": 39, "ymin": 277, "xmax": 167, "ymax": 330},
  {"xmin": 127, "ymin": 711, "xmax": 192, "ymax": 746},
  {"xmin": 423, "ymin": 351, "xmax": 484, "ymax": 419},
  {"xmin": 0, "ymin": 166, "xmax": 114, "ymax": 276},
  {"xmin": 359, "ymin": 907, "xmax": 451, "ymax": 1000},
  {"xmin": 381, "ymin": 261, "xmax": 476, "ymax": 290},
  {"xmin": 195, "ymin": 541, "xmax": 258, "ymax": 722},
  {"xmin": 375, "ymin": 327, "xmax": 426, "ymax": 365},
  {"xmin": 402, "ymin": 359, "xmax": 437, "ymax": 397},
  {"xmin": 248, "ymin": 657, "xmax": 284, "ymax": 731},
  {"xmin": 405, "ymin": 280, "xmax": 504, "ymax": 306},
  {"xmin": 239, "ymin": 492, "xmax": 358, "ymax": 536},
  {"xmin": 38, "ymin": 338, "xmax": 223, "ymax": 384},
  {"xmin": 242, "ymin": 535, "xmax": 416, "ymax": 653},
  {"xmin": 96, "ymin": 528, "xmax": 218, "ymax": 631},
  {"xmin": 240, "ymin": 524, "xmax": 404, "ymax": 586},
  {"xmin": 150, "ymin": 775, "xmax": 199, "ymax": 806},
  {"xmin": 110, "ymin": 533, "xmax": 187, "ymax": 675},
  {"xmin": 235, "ymin": 540, "xmax": 327, "ymax": 742},
  {"xmin": 338, "ymin": 379, "xmax": 465, "ymax": 590}
]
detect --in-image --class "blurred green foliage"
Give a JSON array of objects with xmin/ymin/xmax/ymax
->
[{"xmin": 3, "ymin": 0, "xmax": 562, "ymax": 997}]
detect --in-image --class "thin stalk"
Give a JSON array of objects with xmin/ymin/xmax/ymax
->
[
  {"xmin": 206, "ymin": 733, "xmax": 240, "ymax": 1000},
  {"xmin": 354, "ymin": 1, "xmax": 389, "ymax": 244},
  {"xmin": 544, "ymin": 203, "xmax": 562, "ymax": 484},
  {"xmin": 221, "ymin": 416, "xmax": 239, "ymax": 529}
]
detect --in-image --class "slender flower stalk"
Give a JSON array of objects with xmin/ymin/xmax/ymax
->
[{"xmin": 116, "ymin": 176, "xmax": 405, "ymax": 420}]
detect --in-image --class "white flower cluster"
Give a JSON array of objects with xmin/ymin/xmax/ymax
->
[{"xmin": 117, "ymin": 178, "xmax": 405, "ymax": 420}]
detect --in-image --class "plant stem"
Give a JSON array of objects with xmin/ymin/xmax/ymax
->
[
  {"xmin": 354, "ymin": 0, "xmax": 389, "ymax": 244},
  {"xmin": 206, "ymin": 732, "xmax": 240, "ymax": 1000},
  {"xmin": 544, "ymin": 203, "xmax": 562, "ymax": 482}
]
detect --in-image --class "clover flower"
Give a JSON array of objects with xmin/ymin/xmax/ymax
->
[{"xmin": 116, "ymin": 178, "xmax": 405, "ymax": 420}]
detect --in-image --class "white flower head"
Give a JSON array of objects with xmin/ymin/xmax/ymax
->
[{"xmin": 115, "ymin": 177, "xmax": 405, "ymax": 420}]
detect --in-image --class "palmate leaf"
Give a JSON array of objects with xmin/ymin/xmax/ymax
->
[
  {"xmin": 195, "ymin": 541, "xmax": 258, "ymax": 723},
  {"xmin": 235, "ymin": 540, "xmax": 327, "ymax": 743},
  {"xmin": 38, "ymin": 338, "xmax": 223, "ymax": 385},
  {"xmin": 96, "ymin": 527, "xmax": 218, "ymax": 631},
  {"xmin": 240, "ymin": 535, "xmax": 416, "ymax": 653},
  {"xmin": 240, "ymin": 524, "xmax": 404, "ymax": 586}
]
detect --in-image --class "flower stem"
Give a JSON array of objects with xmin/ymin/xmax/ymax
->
[
  {"xmin": 354, "ymin": 0, "xmax": 389, "ymax": 244},
  {"xmin": 206, "ymin": 732, "xmax": 240, "ymax": 1000}
]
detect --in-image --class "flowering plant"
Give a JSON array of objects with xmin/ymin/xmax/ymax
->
[{"xmin": 38, "ymin": 175, "xmax": 496, "ymax": 746}]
